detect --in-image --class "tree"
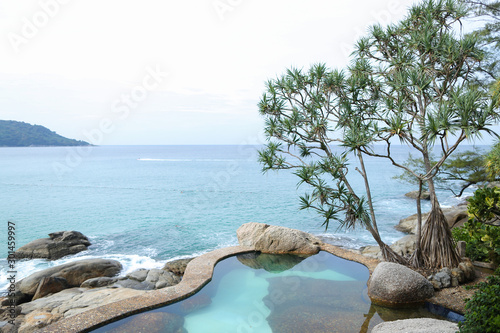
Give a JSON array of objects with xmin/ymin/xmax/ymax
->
[
  {"xmin": 395, "ymin": 148, "xmax": 493, "ymax": 197},
  {"xmin": 258, "ymin": 64, "xmax": 407, "ymax": 264},
  {"xmin": 347, "ymin": 0, "xmax": 500, "ymax": 268},
  {"xmin": 486, "ymin": 140, "xmax": 500, "ymax": 177},
  {"xmin": 259, "ymin": 0, "xmax": 499, "ymax": 269}
]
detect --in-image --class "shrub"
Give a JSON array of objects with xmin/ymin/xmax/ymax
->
[
  {"xmin": 452, "ymin": 187, "xmax": 500, "ymax": 265},
  {"xmin": 459, "ymin": 268, "xmax": 500, "ymax": 333}
]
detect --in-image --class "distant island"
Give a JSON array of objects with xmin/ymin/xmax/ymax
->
[{"xmin": 0, "ymin": 120, "xmax": 91, "ymax": 147}]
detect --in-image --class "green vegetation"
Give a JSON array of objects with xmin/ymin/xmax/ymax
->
[
  {"xmin": 485, "ymin": 140, "xmax": 500, "ymax": 178},
  {"xmin": 0, "ymin": 120, "xmax": 90, "ymax": 147},
  {"xmin": 452, "ymin": 187, "xmax": 500, "ymax": 264},
  {"xmin": 258, "ymin": 0, "xmax": 499, "ymax": 269},
  {"xmin": 394, "ymin": 148, "xmax": 496, "ymax": 197},
  {"xmin": 459, "ymin": 267, "xmax": 500, "ymax": 332}
]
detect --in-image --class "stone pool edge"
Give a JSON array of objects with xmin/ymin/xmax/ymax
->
[{"xmin": 37, "ymin": 243, "xmax": 381, "ymax": 333}]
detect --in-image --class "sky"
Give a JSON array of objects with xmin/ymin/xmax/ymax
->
[{"xmin": 1, "ymin": 0, "xmax": 490, "ymax": 145}]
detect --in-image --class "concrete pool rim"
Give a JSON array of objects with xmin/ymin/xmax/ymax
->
[{"xmin": 37, "ymin": 244, "xmax": 387, "ymax": 332}]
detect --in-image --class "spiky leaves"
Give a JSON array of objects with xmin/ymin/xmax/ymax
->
[{"xmin": 349, "ymin": 0, "xmax": 500, "ymax": 268}]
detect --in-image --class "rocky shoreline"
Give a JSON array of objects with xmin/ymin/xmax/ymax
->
[{"xmin": 0, "ymin": 215, "xmax": 483, "ymax": 333}]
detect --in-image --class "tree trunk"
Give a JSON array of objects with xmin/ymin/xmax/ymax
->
[
  {"xmin": 357, "ymin": 149, "xmax": 408, "ymax": 265},
  {"xmin": 420, "ymin": 152, "xmax": 461, "ymax": 268},
  {"xmin": 410, "ymin": 179, "xmax": 424, "ymax": 268}
]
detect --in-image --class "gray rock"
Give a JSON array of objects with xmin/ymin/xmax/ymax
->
[
  {"xmin": 115, "ymin": 269, "xmax": 181, "ymax": 290},
  {"xmin": 396, "ymin": 206, "xmax": 468, "ymax": 234},
  {"xmin": 112, "ymin": 279, "xmax": 155, "ymax": 290},
  {"xmin": 432, "ymin": 270, "xmax": 451, "ymax": 289},
  {"xmin": 237, "ymin": 252, "xmax": 307, "ymax": 272},
  {"xmin": 126, "ymin": 269, "xmax": 148, "ymax": 282},
  {"xmin": 19, "ymin": 287, "xmax": 145, "ymax": 320},
  {"xmin": 32, "ymin": 277, "xmax": 69, "ymax": 301},
  {"xmin": 15, "ymin": 231, "xmax": 91, "ymax": 260},
  {"xmin": 361, "ymin": 235, "xmax": 416, "ymax": 260},
  {"xmin": 451, "ymin": 267, "xmax": 465, "ymax": 284},
  {"xmin": 237, "ymin": 222, "xmax": 321, "ymax": 255},
  {"xmin": 372, "ymin": 318, "xmax": 458, "ymax": 333},
  {"xmin": 458, "ymin": 260, "xmax": 475, "ymax": 281},
  {"xmin": 80, "ymin": 277, "xmax": 117, "ymax": 288},
  {"xmin": 145, "ymin": 269, "xmax": 162, "ymax": 283},
  {"xmin": 368, "ymin": 262, "xmax": 434, "ymax": 306},
  {"xmin": 17, "ymin": 259, "xmax": 122, "ymax": 297},
  {"xmin": 405, "ymin": 190, "xmax": 431, "ymax": 200},
  {"xmin": 162, "ymin": 258, "xmax": 194, "ymax": 276},
  {"xmin": 156, "ymin": 271, "xmax": 181, "ymax": 289}
]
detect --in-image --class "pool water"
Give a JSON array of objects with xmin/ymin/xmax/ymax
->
[{"xmin": 94, "ymin": 252, "xmax": 446, "ymax": 333}]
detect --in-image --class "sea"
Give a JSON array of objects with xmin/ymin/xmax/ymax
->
[{"xmin": 0, "ymin": 144, "xmax": 483, "ymax": 294}]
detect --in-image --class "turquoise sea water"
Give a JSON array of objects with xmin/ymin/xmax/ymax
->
[{"xmin": 0, "ymin": 145, "xmax": 478, "ymax": 293}]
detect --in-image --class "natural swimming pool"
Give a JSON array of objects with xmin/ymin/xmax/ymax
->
[{"xmin": 94, "ymin": 251, "xmax": 448, "ymax": 333}]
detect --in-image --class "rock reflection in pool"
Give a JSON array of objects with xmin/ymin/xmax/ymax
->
[{"xmin": 95, "ymin": 251, "xmax": 444, "ymax": 333}]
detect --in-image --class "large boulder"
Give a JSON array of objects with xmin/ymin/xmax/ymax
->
[
  {"xmin": 236, "ymin": 222, "xmax": 321, "ymax": 255},
  {"xmin": 405, "ymin": 191, "xmax": 430, "ymax": 200},
  {"xmin": 32, "ymin": 277, "xmax": 69, "ymax": 301},
  {"xmin": 371, "ymin": 318, "xmax": 458, "ymax": 333},
  {"xmin": 368, "ymin": 262, "xmax": 434, "ymax": 307},
  {"xmin": 15, "ymin": 231, "xmax": 91, "ymax": 260},
  {"xmin": 162, "ymin": 258, "xmax": 194, "ymax": 276},
  {"xmin": 361, "ymin": 235, "xmax": 417, "ymax": 260},
  {"xmin": 17, "ymin": 259, "xmax": 122, "ymax": 297},
  {"xmin": 396, "ymin": 206, "xmax": 468, "ymax": 234}
]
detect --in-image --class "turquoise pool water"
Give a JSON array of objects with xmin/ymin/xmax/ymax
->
[{"xmin": 94, "ymin": 252, "xmax": 445, "ymax": 333}]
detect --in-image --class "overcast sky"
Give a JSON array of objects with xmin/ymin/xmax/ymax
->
[{"xmin": 4, "ymin": 0, "xmax": 484, "ymax": 145}]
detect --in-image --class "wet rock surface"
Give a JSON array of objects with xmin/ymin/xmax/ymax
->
[
  {"xmin": 15, "ymin": 231, "xmax": 91, "ymax": 260},
  {"xmin": 237, "ymin": 252, "xmax": 308, "ymax": 273}
]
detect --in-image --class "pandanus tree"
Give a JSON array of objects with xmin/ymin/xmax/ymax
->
[
  {"xmin": 258, "ymin": 63, "xmax": 408, "ymax": 264},
  {"xmin": 350, "ymin": 0, "xmax": 499, "ymax": 268},
  {"xmin": 258, "ymin": 0, "xmax": 499, "ymax": 269}
]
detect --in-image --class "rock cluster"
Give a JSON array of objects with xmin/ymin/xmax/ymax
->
[
  {"xmin": 237, "ymin": 222, "xmax": 321, "ymax": 255},
  {"xmin": 15, "ymin": 231, "xmax": 91, "ymax": 260},
  {"xmin": 0, "ymin": 253, "xmax": 194, "ymax": 332},
  {"xmin": 368, "ymin": 262, "xmax": 434, "ymax": 307},
  {"xmin": 427, "ymin": 260, "xmax": 475, "ymax": 290},
  {"xmin": 114, "ymin": 268, "xmax": 180, "ymax": 290}
]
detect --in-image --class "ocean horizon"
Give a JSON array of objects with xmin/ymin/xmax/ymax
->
[{"xmin": 0, "ymin": 144, "xmax": 484, "ymax": 293}]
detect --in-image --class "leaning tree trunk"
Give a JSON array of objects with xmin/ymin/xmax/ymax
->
[
  {"xmin": 410, "ymin": 179, "xmax": 424, "ymax": 268},
  {"xmin": 420, "ymin": 157, "xmax": 461, "ymax": 269},
  {"xmin": 357, "ymin": 149, "xmax": 408, "ymax": 265}
]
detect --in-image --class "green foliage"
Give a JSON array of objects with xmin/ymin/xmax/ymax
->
[
  {"xmin": 0, "ymin": 120, "xmax": 90, "ymax": 147},
  {"xmin": 452, "ymin": 219, "xmax": 500, "ymax": 262},
  {"xmin": 459, "ymin": 267, "xmax": 500, "ymax": 333},
  {"xmin": 258, "ymin": 0, "xmax": 500, "ymax": 268},
  {"xmin": 452, "ymin": 187, "xmax": 500, "ymax": 263},
  {"xmin": 467, "ymin": 186, "xmax": 500, "ymax": 223},
  {"xmin": 395, "ymin": 148, "xmax": 496, "ymax": 197},
  {"xmin": 485, "ymin": 140, "xmax": 500, "ymax": 178}
]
